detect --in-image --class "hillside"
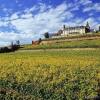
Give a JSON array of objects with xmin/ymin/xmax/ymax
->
[
  {"xmin": 1, "ymin": 33, "xmax": 100, "ymax": 99},
  {"xmin": 21, "ymin": 33, "xmax": 100, "ymax": 50}
]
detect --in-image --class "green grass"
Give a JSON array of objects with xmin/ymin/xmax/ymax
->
[
  {"xmin": 21, "ymin": 39, "xmax": 100, "ymax": 50},
  {"xmin": 0, "ymin": 49, "xmax": 100, "ymax": 99}
]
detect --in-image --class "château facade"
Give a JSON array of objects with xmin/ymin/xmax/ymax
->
[
  {"xmin": 51, "ymin": 22, "xmax": 90, "ymax": 38},
  {"xmin": 61, "ymin": 22, "xmax": 90, "ymax": 36}
]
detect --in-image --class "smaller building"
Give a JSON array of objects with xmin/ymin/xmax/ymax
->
[
  {"xmin": 32, "ymin": 40, "xmax": 40, "ymax": 45},
  {"xmin": 51, "ymin": 30, "xmax": 63, "ymax": 37}
]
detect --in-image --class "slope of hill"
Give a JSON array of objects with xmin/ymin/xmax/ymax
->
[{"xmin": 21, "ymin": 39, "xmax": 100, "ymax": 50}]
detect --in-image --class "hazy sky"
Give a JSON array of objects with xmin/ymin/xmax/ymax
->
[{"xmin": 0, "ymin": 0, "xmax": 100, "ymax": 46}]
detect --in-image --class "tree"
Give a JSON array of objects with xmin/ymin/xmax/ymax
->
[
  {"xmin": 86, "ymin": 21, "xmax": 90, "ymax": 29},
  {"xmin": 44, "ymin": 32, "xmax": 49, "ymax": 38},
  {"xmin": 11, "ymin": 41, "xmax": 14, "ymax": 48},
  {"xmin": 16, "ymin": 40, "xmax": 20, "ymax": 46},
  {"xmin": 38, "ymin": 38, "xmax": 42, "ymax": 43}
]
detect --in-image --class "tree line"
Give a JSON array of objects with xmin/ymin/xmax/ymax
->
[{"xmin": 0, "ymin": 40, "xmax": 20, "ymax": 53}]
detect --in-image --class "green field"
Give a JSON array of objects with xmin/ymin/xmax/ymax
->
[
  {"xmin": 0, "ymin": 49, "xmax": 100, "ymax": 99},
  {"xmin": 22, "ymin": 39, "xmax": 100, "ymax": 50}
]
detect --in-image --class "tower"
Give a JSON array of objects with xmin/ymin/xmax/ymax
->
[
  {"xmin": 85, "ymin": 22, "xmax": 90, "ymax": 33},
  {"xmin": 63, "ymin": 25, "xmax": 66, "ymax": 29},
  {"xmin": 86, "ymin": 21, "xmax": 90, "ymax": 29}
]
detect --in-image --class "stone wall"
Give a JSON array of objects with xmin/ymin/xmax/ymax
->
[{"xmin": 40, "ymin": 34, "xmax": 100, "ymax": 45}]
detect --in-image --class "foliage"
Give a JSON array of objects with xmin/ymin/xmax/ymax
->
[
  {"xmin": 38, "ymin": 38, "xmax": 42, "ymax": 43},
  {"xmin": 0, "ymin": 40, "xmax": 20, "ymax": 53},
  {"xmin": 44, "ymin": 32, "xmax": 49, "ymax": 38},
  {"xmin": 0, "ymin": 45, "xmax": 20, "ymax": 53},
  {"xmin": 0, "ymin": 50, "xmax": 100, "ymax": 99},
  {"xmin": 16, "ymin": 40, "xmax": 20, "ymax": 47}
]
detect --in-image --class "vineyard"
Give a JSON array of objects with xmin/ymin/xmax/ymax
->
[{"xmin": 0, "ymin": 49, "xmax": 100, "ymax": 99}]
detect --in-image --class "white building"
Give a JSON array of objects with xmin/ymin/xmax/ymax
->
[{"xmin": 61, "ymin": 22, "xmax": 90, "ymax": 36}]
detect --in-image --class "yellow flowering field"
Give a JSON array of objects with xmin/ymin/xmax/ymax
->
[{"xmin": 0, "ymin": 49, "xmax": 100, "ymax": 99}]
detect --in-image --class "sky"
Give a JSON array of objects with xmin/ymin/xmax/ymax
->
[{"xmin": 0, "ymin": 0, "xmax": 100, "ymax": 46}]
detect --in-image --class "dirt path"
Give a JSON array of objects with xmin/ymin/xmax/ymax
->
[{"xmin": 17, "ymin": 48, "xmax": 100, "ymax": 52}]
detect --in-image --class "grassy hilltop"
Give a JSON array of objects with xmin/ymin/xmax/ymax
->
[
  {"xmin": 22, "ymin": 39, "xmax": 100, "ymax": 50},
  {"xmin": 21, "ymin": 33, "xmax": 100, "ymax": 50}
]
